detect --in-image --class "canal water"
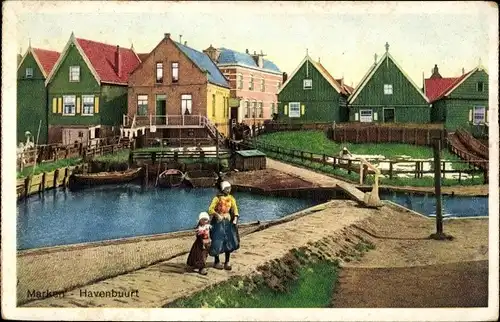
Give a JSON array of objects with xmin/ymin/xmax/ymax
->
[
  {"xmin": 381, "ymin": 192, "xmax": 488, "ymax": 218},
  {"xmin": 17, "ymin": 185, "xmax": 320, "ymax": 250}
]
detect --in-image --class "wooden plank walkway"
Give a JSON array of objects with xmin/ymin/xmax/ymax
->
[{"xmin": 266, "ymin": 158, "xmax": 366, "ymax": 205}]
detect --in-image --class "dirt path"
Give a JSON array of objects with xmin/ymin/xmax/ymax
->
[
  {"xmin": 331, "ymin": 207, "xmax": 489, "ymax": 308},
  {"xmin": 21, "ymin": 200, "xmax": 376, "ymax": 308}
]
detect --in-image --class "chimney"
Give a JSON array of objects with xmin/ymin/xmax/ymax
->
[
  {"xmin": 164, "ymin": 33, "xmax": 170, "ymax": 39},
  {"xmin": 245, "ymin": 49, "xmax": 249, "ymax": 54},
  {"xmin": 282, "ymin": 72, "xmax": 288, "ymax": 83},
  {"xmin": 184, "ymin": 41, "xmax": 187, "ymax": 46},
  {"xmin": 462, "ymin": 67, "xmax": 465, "ymax": 75},
  {"xmin": 430, "ymin": 64, "xmax": 442, "ymax": 79},
  {"xmin": 179, "ymin": 34, "xmax": 182, "ymax": 43},
  {"xmin": 203, "ymin": 44, "xmax": 220, "ymax": 62},
  {"xmin": 115, "ymin": 45, "xmax": 121, "ymax": 77}
]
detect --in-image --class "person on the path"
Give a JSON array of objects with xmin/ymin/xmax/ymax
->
[
  {"xmin": 186, "ymin": 212, "xmax": 212, "ymax": 275},
  {"xmin": 208, "ymin": 181, "xmax": 240, "ymax": 270}
]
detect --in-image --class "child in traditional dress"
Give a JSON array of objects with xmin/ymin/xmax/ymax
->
[{"xmin": 186, "ymin": 212, "xmax": 211, "ymax": 275}]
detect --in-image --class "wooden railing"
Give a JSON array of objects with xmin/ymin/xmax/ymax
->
[
  {"xmin": 236, "ymin": 140, "xmax": 486, "ymax": 183},
  {"xmin": 455, "ymin": 128, "xmax": 488, "ymax": 159},
  {"xmin": 146, "ymin": 137, "xmax": 216, "ymax": 147},
  {"xmin": 129, "ymin": 114, "xmax": 206, "ymax": 127},
  {"xmin": 129, "ymin": 149, "xmax": 231, "ymax": 165}
]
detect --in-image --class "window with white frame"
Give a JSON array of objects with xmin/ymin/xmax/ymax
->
[
  {"xmin": 249, "ymin": 75, "xmax": 254, "ymax": 90},
  {"xmin": 182, "ymin": 94, "xmax": 192, "ymax": 115},
  {"xmin": 137, "ymin": 95, "xmax": 148, "ymax": 116},
  {"xmin": 82, "ymin": 95, "xmax": 95, "ymax": 115},
  {"xmin": 244, "ymin": 101, "xmax": 250, "ymax": 118},
  {"xmin": 260, "ymin": 78, "xmax": 265, "ymax": 92},
  {"xmin": 69, "ymin": 66, "xmax": 80, "ymax": 82},
  {"xmin": 156, "ymin": 62, "xmax": 163, "ymax": 83},
  {"xmin": 303, "ymin": 79, "xmax": 312, "ymax": 90},
  {"xmin": 237, "ymin": 74, "xmax": 243, "ymax": 89},
  {"xmin": 257, "ymin": 102, "xmax": 263, "ymax": 118},
  {"xmin": 383, "ymin": 84, "xmax": 393, "ymax": 95},
  {"xmin": 473, "ymin": 106, "xmax": 486, "ymax": 124},
  {"xmin": 251, "ymin": 101, "xmax": 257, "ymax": 118},
  {"xmin": 25, "ymin": 68, "xmax": 33, "ymax": 78},
  {"xmin": 359, "ymin": 109, "xmax": 373, "ymax": 122},
  {"xmin": 289, "ymin": 102, "xmax": 300, "ymax": 118},
  {"xmin": 172, "ymin": 62, "xmax": 179, "ymax": 83},
  {"xmin": 63, "ymin": 95, "xmax": 76, "ymax": 115}
]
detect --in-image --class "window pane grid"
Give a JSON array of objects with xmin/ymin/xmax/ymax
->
[
  {"xmin": 82, "ymin": 95, "xmax": 95, "ymax": 115},
  {"xmin": 70, "ymin": 66, "xmax": 80, "ymax": 82}
]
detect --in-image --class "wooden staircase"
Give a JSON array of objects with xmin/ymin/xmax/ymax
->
[{"xmin": 203, "ymin": 117, "xmax": 226, "ymax": 147}]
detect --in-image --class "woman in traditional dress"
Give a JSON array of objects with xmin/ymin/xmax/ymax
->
[{"xmin": 208, "ymin": 181, "xmax": 240, "ymax": 270}]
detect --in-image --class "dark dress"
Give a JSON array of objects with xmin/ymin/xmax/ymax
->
[
  {"xmin": 186, "ymin": 234, "xmax": 208, "ymax": 269},
  {"xmin": 208, "ymin": 194, "xmax": 240, "ymax": 256}
]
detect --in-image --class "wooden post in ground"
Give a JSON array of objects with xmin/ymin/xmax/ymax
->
[
  {"xmin": 53, "ymin": 168, "xmax": 59, "ymax": 187},
  {"xmin": 62, "ymin": 167, "xmax": 69, "ymax": 188},
  {"xmin": 430, "ymin": 138, "xmax": 452, "ymax": 240},
  {"xmin": 40, "ymin": 172, "xmax": 46, "ymax": 193},
  {"xmin": 24, "ymin": 175, "xmax": 32, "ymax": 199},
  {"xmin": 389, "ymin": 161, "xmax": 393, "ymax": 179}
]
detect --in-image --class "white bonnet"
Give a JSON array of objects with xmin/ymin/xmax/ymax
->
[
  {"xmin": 220, "ymin": 181, "xmax": 231, "ymax": 191},
  {"xmin": 198, "ymin": 212, "xmax": 210, "ymax": 221}
]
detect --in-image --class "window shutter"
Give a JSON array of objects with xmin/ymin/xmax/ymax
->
[
  {"xmin": 95, "ymin": 96, "xmax": 100, "ymax": 113},
  {"xmin": 485, "ymin": 109, "xmax": 488, "ymax": 123},
  {"xmin": 301, "ymin": 105, "xmax": 305, "ymax": 115},
  {"xmin": 468, "ymin": 109, "xmax": 472, "ymax": 122},
  {"xmin": 284, "ymin": 105, "xmax": 288, "ymax": 115},
  {"xmin": 76, "ymin": 97, "xmax": 81, "ymax": 114},
  {"xmin": 355, "ymin": 113, "xmax": 359, "ymax": 121},
  {"xmin": 374, "ymin": 112, "xmax": 378, "ymax": 121},
  {"xmin": 52, "ymin": 97, "xmax": 57, "ymax": 113},
  {"xmin": 57, "ymin": 97, "xmax": 62, "ymax": 113}
]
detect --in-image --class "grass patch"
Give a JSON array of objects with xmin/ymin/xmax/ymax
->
[
  {"xmin": 17, "ymin": 157, "xmax": 82, "ymax": 179},
  {"xmin": 168, "ymin": 260, "xmax": 339, "ymax": 308},
  {"xmin": 257, "ymin": 131, "xmax": 462, "ymax": 160},
  {"xmin": 94, "ymin": 149, "xmax": 130, "ymax": 163}
]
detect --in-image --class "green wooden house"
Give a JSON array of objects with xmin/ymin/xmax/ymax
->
[
  {"xmin": 45, "ymin": 33, "xmax": 141, "ymax": 144},
  {"xmin": 17, "ymin": 45, "xmax": 60, "ymax": 144},
  {"xmin": 424, "ymin": 63, "xmax": 489, "ymax": 132},
  {"xmin": 276, "ymin": 54, "xmax": 352, "ymax": 123},
  {"xmin": 348, "ymin": 43, "xmax": 430, "ymax": 123}
]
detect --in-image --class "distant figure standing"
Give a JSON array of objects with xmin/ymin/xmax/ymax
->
[
  {"xmin": 340, "ymin": 146, "xmax": 353, "ymax": 158},
  {"xmin": 208, "ymin": 181, "xmax": 240, "ymax": 270}
]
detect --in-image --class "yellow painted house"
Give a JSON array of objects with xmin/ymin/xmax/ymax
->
[{"xmin": 207, "ymin": 84, "xmax": 231, "ymax": 137}]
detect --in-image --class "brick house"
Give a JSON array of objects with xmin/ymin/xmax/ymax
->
[
  {"xmin": 45, "ymin": 33, "xmax": 141, "ymax": 144},
  {"xmin": 17, "ymin": 45, "xmax": 60, "ymax": 144},
  {"xmin": 203, "ymin": 46, "xmax": 284, "ymax": 129},
  {"xmin": 126, "ymin": 33, "xmax": 230, "ymax": 145}
]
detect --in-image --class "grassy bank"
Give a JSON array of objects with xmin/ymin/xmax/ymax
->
[
  {"xmin": 17, "ymin": 157, "xmax": 82, "ymax": 179},
  {"xmin": 256, "ymin": 131, "xmax": 461, "ymax": 160},
  {"xmin": 168, "ymin": 260, "xmax": 339, "ymax": 308},
  {"xmin": 94, "ymin": 149, "xmax": 130, "ymax": 163}
]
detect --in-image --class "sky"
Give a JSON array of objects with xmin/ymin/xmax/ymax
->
[{"xmin": 12, "ymin": 1, "xmax": 495, "ymax": 88}]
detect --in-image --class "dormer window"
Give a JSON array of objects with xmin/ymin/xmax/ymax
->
[
  {"xmin": 69, "ymin": 66, "xmax": 80, "ymax": 82},
  {"xmin": 384, "ymin": 84, "xmax": 393, "ymax": 95},
  {"xmin": 477, "ymin": 81, "xmax": 484, "ymax": 92},
  {"xmin": 25, "ymin": 68, "xmax": 33, "ymax": 78},
  {"xmin": 303, "ymin": 79, "xmax": 312, "ymax": 90},
  {"xmin": 156, "ymin": 62, "xmax": 163, "ymax": 83}
]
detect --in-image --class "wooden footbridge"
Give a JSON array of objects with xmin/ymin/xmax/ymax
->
[{"xmin": 448, "ymin": 129, "xmax": 489, "ymax": 171}]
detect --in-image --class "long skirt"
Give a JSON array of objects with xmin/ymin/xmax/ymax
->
[
  {"xmin": 186, "ymin": 236, "xmax": 208, "ymax": 269},
  {"xmin": 209, "ymin": 218, "xmax": 240, "ymax": 256}
]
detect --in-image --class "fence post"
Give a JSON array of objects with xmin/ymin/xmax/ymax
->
[
  {"xmin": 458, "ymin": 171, "xmax": 462, "ymax": 183},
  {"xmin": 151, "ymin": 152, "xmax": 157, "ymax": 164},
  {"xmin": 347, "ymin": 160, "xmax": 352, "ymax": 174},
  {"xmin": 128, "ymin": 151, "xmax": 133, "ymax": 167},
  {"xmin": 40, "ymin": 172, "xmax": 46, "ymax": 193},
  {"xmin": 53, "ymin": 168, "xmax": 59, "ymax": 187},
  {"xmin": 200, "ymin": 150, "xmax": 205, "ymax": 162},
  {"xmin": 300, "ymin": 151, "xmax": 304, "ymax": 162},
  {"xmin": 79, "ymin": 143, "xmax": 84, "ymax": 157},
  {"xmin": 174, "ymin": 151, "xmax": 178, "ymax": 162},
  {"xmin": 389, "ymin": 162, "xmax": 393, "ymax": 179},
  {"xmin": 442, "ymin": 161, "xmax": 446, "ymax": 179},
  {"xmin": 62, "ymin": 167, "xmax": 69, "ymax": 188},
  {"xmin": 322, "ymin": 154, "xmax": 326, "ymax": 166},
  {"xmin": 24, "ymin": 175, "xmax": 32, "ymax": 198}
]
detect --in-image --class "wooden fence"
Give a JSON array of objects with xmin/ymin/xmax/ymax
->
[
  {"xmin": 17, "ymin": 136, "xmax": 129, "ymax": 171},
  {"xmin": 129, "ymin": 150, "xmax": 231, "ymax": 165},
  {"xmin": 16, "ymin": 164, "xmax": 87, "ymax": 200},
  {"xmin": 145, "ymin": 137, "xmax": 216, "ymax": 148},
  {"xmin": 240, "ymin": 140, "xmax": 486, "ymax": 184}
]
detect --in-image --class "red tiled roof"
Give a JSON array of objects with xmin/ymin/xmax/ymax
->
[
  {"xmin": 424, "ymin": 72, "xmax": 471, "ymax": 102},
  {"xmin": 32, "ymin": 48, "xmax": 60, "ymax": 76},
  {"xmin": 76, "ymin": 38, "xmax": 141, "ymax": 84},
  {"xmin": 137, "ymin": 53, "xmax": 149, "ymax": 62}
]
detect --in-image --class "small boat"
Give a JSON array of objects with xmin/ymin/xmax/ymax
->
[
  {"xmin": 68, "ymin": 167, "xmax": 143, "ymax": 190},
  {"xmin": 157, "ymin": 169, "xmax": 189, "ymax": 188},
  {"xmin": 185, "ymin": 170, "xmax": 218, "ymax": 188}
]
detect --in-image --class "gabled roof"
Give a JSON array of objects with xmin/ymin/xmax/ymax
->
[
  {"xmin": 137, "ymin": 53, "xmax": 149, "ymax": 62},
  {"xmin": 45, "ymin": 33, "xmax": 141, "ymax": 86},
  {"xmin": 217, "ymin": 48, "xmax": 281, "ymax": 74},
  {"xmin": 424, "ymin": 66, "xmax": 485, "ymax": 102},
  {"xmin": 348, "ymin": 51, "xmax": 430, "ymax": 104},
  {"xmin": 277, "ymin": 55, "xmax": 345, "ymax": 95},
  {"xmin": 17, "ymin": 47, "xmax": 61, "ymax": 78},
  {"xmin": 174, "ymin": 41, "xmax": 229, "ymax": 88}
]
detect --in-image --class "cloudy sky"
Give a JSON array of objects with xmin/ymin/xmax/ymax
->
[{"xmin": 10, "ymin": 1, "xmax": 498, "ymax": 87}]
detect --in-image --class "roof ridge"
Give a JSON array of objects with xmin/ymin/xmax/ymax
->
[{"xmin": 76, "ymin": 37, "xmax": 134, "ymax": 52}]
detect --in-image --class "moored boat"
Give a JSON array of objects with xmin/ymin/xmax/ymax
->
[
  {"xmin": 157, "ymin": 169, "xmax": 189, "ymax": 188},
  {"xmin": 68, "ymin": 167, "xmax": 143, "ymax": 190}
]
